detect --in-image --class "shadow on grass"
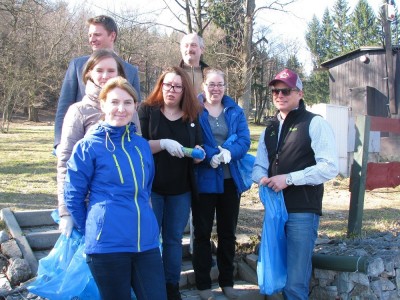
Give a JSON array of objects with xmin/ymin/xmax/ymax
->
[
  {"xmin": 0, "ymin": 192, "xmax": 57, "ymax": 211},
  {"xmin": 320, "ymin": 207, "xmax": 400, "ymax": 238},
  {"xmin": 0, "ymin": 162, "xmax": 55, "ymax": 175}
]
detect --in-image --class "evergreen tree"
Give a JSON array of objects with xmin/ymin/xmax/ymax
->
[
  {"xmin": 390, "ymin": 2, "xmax": 400, "ymax": 45},
  {"xmin": 321, "ymin": 9, "xmax": 337, "ymax": 61},
  {"xmin": 349, "ymin": 0, "xmax": 381, "ymax": 48},
  {"xmin": 303, "ymin": 72, "xmax": 330, "ymax": 105},
  {"xmin": 305, "ymin": 15, "xmax": 322, "ymax": 68},
  {"xmin": 286, "ymin": 55, "xmax": 304, "ymax": 79},
  {"xmin": 332, "ymin": 0, "xmax": 351, "ymax": 54}
]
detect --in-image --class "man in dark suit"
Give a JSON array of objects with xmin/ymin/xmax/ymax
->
[{"xmin": 54, "ymin": 15, "xmax": 141, "ymax": 151}]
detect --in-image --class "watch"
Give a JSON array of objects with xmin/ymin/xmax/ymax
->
[{"xmin": 285, "ymin": 174, "xmax": 293, "ymax": 186}]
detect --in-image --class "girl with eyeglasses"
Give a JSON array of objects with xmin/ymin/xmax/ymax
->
[
  {"xmin": 193, "ymin": 67, "xmax": 251, "ymax": 300},
  {"xmin": 137, "ymin": 66, "xmax": 205, "ymax": 300}
]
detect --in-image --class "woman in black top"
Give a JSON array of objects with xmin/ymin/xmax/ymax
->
[{"xmin": 138, "ymin": 66, "xmax": 204, "ymax": 300}]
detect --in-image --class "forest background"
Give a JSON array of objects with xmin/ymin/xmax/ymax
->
[{"xmin": 0, "ymin": 0, "xmax": 399, "ymax": 131}]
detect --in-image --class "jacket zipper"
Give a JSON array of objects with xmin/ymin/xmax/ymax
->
[
  {"xmin": 135, "ymin": 146, "xmax": 145, "ymax": 188},
  {"xmin": 112, "ymin": 154, "xmax": 124, "ymax": 184},
  {"xmin": 121, "ymin": 131, "xmax": 142, "ymax": 251}
]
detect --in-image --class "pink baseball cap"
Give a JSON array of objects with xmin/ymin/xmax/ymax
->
[{"xmin": 269, "ymin": 68, "xmax": 303, "ymax": 90}]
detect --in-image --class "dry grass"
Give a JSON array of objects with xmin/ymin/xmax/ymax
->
[{"xmin": 1, "ymin": 120, "xmax": 399, "ymax": 240}]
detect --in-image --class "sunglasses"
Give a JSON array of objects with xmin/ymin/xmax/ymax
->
[{"xmin": 271, "ymin": 88, "xmax": 298, "ymax": 96}]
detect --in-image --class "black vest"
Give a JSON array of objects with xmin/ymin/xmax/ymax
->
[{"xmin": 264, "ymin": 101, "xmax": 324, "ymax": 215}]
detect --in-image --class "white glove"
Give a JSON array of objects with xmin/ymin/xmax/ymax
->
[
  {"xmin": 59, "ymin": 215, "xmax": 74, "ymax": 238},
  {"xmin": 218, "ymin": 146, "xmax": 231, "ymax": 164},
  {"xmin": 160, "ymin": 139, "xmax": 184, "ymax": 158},
  {"xmin": 210, "ymin": 155, "xmax": 221, "ymax": 168},
  {"xmin": 55, "ymin": 145, "xmax": 62, "ymax": 157}
]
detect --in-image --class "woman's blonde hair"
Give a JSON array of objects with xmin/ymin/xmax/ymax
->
[{"xmin": 99, "ymin": 76, "xmax": 138, "ymax": 103}]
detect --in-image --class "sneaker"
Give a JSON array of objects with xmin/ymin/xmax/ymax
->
[
  {"xmin": 198, "ymin": 288, "xmax": 215, "ymax": 300},
  {"xmin": 222, "ymin": 286, "xmax": 240, "ymax": 299},
  {"xmin": 166, "ymin": 283, "xmax": 182, "ymax": 300}
]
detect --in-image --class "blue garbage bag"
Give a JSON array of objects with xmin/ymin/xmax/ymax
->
[
  {"xmin": 27, "ymin": 210, "xmax": 100, "ymax": 299},
  {"xmin": 222, "ymin": 134, "xmax": 255, "ymax": 191},
  {"xmin": 257, "ymin": 186, "xmax": 288, "ymax": 295},
  {"xmin": 28, "ymin": 210, "xmax": 137, "ymax": 300}
]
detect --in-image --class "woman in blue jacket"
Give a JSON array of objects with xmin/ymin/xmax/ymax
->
[
  {"xmin": 64, "ymin": 77, "xmax": 166, "ymax": 300},
  {"xmin": 193, "ymin": 68, "xmax": 251, "ymax": 300}
]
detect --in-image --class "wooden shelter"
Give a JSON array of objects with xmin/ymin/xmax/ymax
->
[
  {"xmin": 321, "ymin": 46, "xmax": 399, "ymax": 118},
  {"xmin": 320, "ymin": 46, "xmax": 400, "ymax": 162}
]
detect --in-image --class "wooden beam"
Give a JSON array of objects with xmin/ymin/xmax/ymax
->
[
  {"xmin": 347, "ymin": 115, "xmax": 370, "ymax": 237},
  {"xmin": 370, "ymin": 116, "xmax": 400, "ymax": 133}
]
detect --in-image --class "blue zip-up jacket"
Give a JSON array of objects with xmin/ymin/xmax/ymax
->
[
  {"xmin": 64, "ymin": 122, "xmax": 159, "ymax": 254},
  {"xmin": 196, "ymin": 95, "xmax": 251, "ymax": 194}
]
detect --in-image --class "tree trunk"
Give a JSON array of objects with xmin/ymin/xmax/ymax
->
[
  {"xmin": 185, "ymin": 0, "xmax": 192, "ymax": 33},
  {"xmin": 239, "ymin": 0, "xmax": 255, "ymax": 120},
  {"xmin": 28, "ymin": 106, "xmax": 39, "ymax": 122}
]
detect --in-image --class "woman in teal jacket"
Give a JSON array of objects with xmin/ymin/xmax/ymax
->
[
  {"xmin": 64, "ymin": 77, "xmax": 166, "ymax": 300},
  {"xmin": 193, "ymin": 68, "xmax": 250, "ymax": 300}
]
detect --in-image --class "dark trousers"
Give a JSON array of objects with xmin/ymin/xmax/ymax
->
[
  {"xmin": 192, "ymin": 179, "xmax": 240, "ymax": 290},
  {"xmin": 87, "ymin": 248, "xmax": 167, "ymax": 300}
]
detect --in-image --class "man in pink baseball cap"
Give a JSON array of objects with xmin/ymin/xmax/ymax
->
[{"xmin": 252, "ymin": 68, "xmax": 339, "ymax": 299}]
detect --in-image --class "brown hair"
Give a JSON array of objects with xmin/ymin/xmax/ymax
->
[
  {"xmin": 144, "ymin": 66, "xmax": 202, "ymax": 122},
  {"xmin": 82, "ymin": 49, "xmax": 126, "ymax": 85},
  {"xmin": 87, "ymin": 15, "xmax": 118, "ymax": 43}
]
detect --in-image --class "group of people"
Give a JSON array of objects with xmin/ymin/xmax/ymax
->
[{"xmin": 52, "ymin": 14, "xmax": 338, "ymax": 300}]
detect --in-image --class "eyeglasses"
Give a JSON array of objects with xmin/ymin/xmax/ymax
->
[
  {"xmin": 162, "ymin": 83, "xmax": 183, "ymax": 93},
  {"xmin": 271, "ymin": 88, "xmax": 298, "ymax": 96},
  {"xmin": 205, "ymin": 83, "xmax": 225, "ymax": 89}
]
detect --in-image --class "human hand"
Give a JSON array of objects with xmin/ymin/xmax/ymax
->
[
  {"xmin": 193, "ymin": 145, "xmax": 206, "ymax": 163},
  {"xmin": 210, "ymin": 154, "xmax": 221, "ymax": 168},
  {"xmin": 217, "ymin": 146, "xmax": 231, "ymax": 164},
  {"xmin": 265, "ymin": 174, "xmax": 287, "ymax": 192},
  {"xmin": 59, "ymin": 215, "xmax": 74, "ymax": 238},
  {"xmin": 160, "ymin": 139, "xmax": 184, "ymax": 158},
  {"xmin": 55, "ymin": 145, "xmax": 62, "ymax": 157}
]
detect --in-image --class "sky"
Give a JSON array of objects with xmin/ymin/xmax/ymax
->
[{"xmin": 71, "ymin": 0, "xmax": 384, "ymax": 74}]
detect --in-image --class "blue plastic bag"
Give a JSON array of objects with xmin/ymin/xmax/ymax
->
[
  {"xmin": 237, "ymin": 153, "xmax": 255, "ymax": 191},
  {"xmin": 257, "ymin": 185, "xmax": 288, "ymax": 295},
  {"xmin": 222, "ymin": 134, "xmax": 255, "ymax": 191},
  {"xmin": 27, "ymin": 210, "xmax": 101, "ymax": 299}
]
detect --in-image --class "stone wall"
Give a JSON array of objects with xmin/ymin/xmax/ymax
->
[
  {"xmin": 310, "ymin": 233, "xmax": 400, "ymax": 299},
  {"xmin": 0, "ymin": 230, "xmax": 40, "ymax": 299}
]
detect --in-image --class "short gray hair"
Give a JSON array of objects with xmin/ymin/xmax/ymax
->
[{"xmin": 181, "ymin": 32, "xmax": 205, "ymax": 49}]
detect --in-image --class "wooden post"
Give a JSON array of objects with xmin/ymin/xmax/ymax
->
[
  {"xmin": 347, "ymin": 115, "xmax": 370, "ymax": 237},
  {"xmin": 381, "ymin": 0, "xmax": 397, "ymax": 115}
]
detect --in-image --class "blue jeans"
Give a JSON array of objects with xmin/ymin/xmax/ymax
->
[
  {"xmin": 151, "ymin": 191, "xmax": 191, "ymax": 284},
  {"xmin": 87, "ymin": 248, "xmax": 166, "ymax": 300},
  {"xmin": 283, "ymin": 213, "xmax": 320, "ymax": 300}
]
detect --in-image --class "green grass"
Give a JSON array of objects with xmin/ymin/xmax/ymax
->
[
  {"xmin": 0, "ymin": 125, "xmax": 57, "ymax": 210},
  {"xmin": 0, "ymin": 123, "xmax": 266, "ymax": 211}
]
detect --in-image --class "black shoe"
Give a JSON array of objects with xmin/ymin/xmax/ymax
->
[{"xmin": 166, "ymin": 283, "xmax": 182, "ymax": 300}]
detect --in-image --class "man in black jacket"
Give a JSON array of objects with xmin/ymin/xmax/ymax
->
[{"xmin": 252, "ymin": 69, "xmax": 339, "ymax": 300}]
